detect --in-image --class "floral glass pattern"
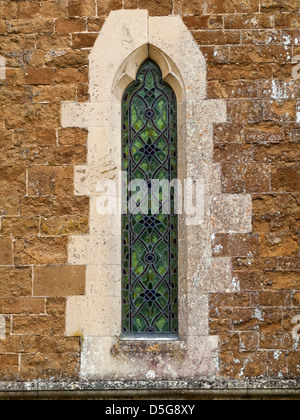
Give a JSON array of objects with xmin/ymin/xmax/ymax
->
[{"xmin": 122, "ymin": 60, "xmax": 178, "ymax": 336}]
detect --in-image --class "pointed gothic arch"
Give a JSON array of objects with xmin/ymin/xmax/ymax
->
[{"xmin": 61, "ymin": 10, "xmax": 240, "ymax": 381}]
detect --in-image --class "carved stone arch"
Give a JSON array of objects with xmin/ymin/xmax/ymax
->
[
  {"xmin": 113, "ymin": 44, "xmax": 185, "ymax": 103},
  {"xmin": 62, "ymin": 10, "xmax": 252, "ymax": 381}
]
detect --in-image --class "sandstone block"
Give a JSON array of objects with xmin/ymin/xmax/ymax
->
[
  {"xmin": 0, "ymin": 355, "xmax": 19, "ymax": 381},
  {"xmin": 12, "ymin": 315, "xmax": 65, "ymax": 335},
  {"xmin": 207, "ymin": 0, "xmax": 259, "ymax": 14},
  {"xmin": 261, "ymin": 232, "xmax": 299, "ymax": 257},
  {"xmin": 263, "ymin": 271, "xmax": 300, "ymax": 290},
  {"xmin": 193, "ymin": 30, "xmax": 240, "ymax": 45},
  {"xmin": 174, "ymin": 0, "xmax": 206, "ymax": 15},
  {"xmin": 0, "ymin": 298, "xmax": 45, "ymax": 315},
  {"xmin": 20, "ymin": 353, "xmax": 79, "ymax": 381},
  {"xmin": 28, "ymin": 166, "xmax": 74, "ymax": 197},
  {"xmin": 26, "ymin": 67, "xmax": 55, "ymax": 85},
  {"xmin": 46, "ymin": 298, "xmax": 66, "ymax": 316},
  {"xmin": 1, "ymin": 217, "xmax": 40, "ymax": 237},
  {"xmin": 40, "ymin": 0, "xmax": 68, "ymax": 19},
  {"xmin": 221, "ymin": 163, "xmax": 270, "ymax": 194},
  {"xmin": 240, "ymin": 332, "xmax": 259, "ymax": 352},
  {"xmin": 0, "ymin": 237, "xmax": 13, "ymax": 265},
  {"xmin": 139, "ymin": 0, "xmax": 172, "ymax": 16},
  {"xmin": 72, "ymin": 33, "xmax": 98, "ymax": 49},
  {"xmin": 271, "ymin": 165, "xmax": 300, "ymax": 192},
  {"xmin": 17, "ymin": 2, "xmax": 40, "ymax": 18},
  {"xmin": 55, "ymin": 18, "xmax": 86, "ymax": 34},
  {"xmin": 14, "ymin": 237, "xmax": 68, "ymax": 265},
  {"xmin": 0, "ymin": 268, "xmax": 32, "ymax": 298},
  {"xmin": 33, "ymin": 265, "xmax": 86, "ymax": 297},
  {"xmin": 212, "ymin": 233, "xmax": 260, "ymax": 257},
  {"xmin": 69, "ymin": 0, "xmax": 97, "ymax": 17}
]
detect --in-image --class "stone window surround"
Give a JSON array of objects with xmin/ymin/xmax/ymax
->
[{"xmin": 61, "ymin": 10, "xmax": 252, "ymax": 380}]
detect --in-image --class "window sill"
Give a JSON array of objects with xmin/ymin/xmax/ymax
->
[
  {"xmin": 120, "ymin": 334, "xmax": 180, "ymax": 342},
  {"xmin": 111, "ymin": 337, "xmax": 187, "ymax": 360}
]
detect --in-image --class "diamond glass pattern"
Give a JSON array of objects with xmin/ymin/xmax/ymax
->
[{"xmin": 122, "ymin": 60, "xmax": 178, "ymax": 336}]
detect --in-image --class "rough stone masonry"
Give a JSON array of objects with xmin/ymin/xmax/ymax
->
[{"xmin": 0, "ymin": 0, "xmax": 299, "ymax": 395}]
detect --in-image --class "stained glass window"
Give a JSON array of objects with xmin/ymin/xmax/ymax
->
[{"xmin": 122, "ymin": 60, "xmax": 178, "ymax": 337}]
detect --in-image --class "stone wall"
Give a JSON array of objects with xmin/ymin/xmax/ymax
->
[{"xmin": 0, "ymin": 0, "xmax": 299, "ymax": 384}]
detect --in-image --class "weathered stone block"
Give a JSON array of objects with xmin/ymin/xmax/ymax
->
[
  {"xmin": 193, "ymin": 30, "xmax": 240, "ymax": 45},
  {"xmin": 0, "ymin": 298, "xmax": 45, "ymax": 315},
  {"xmin": 28, "ymin": 166, "xmax": 74, "ymax": 197},
  {"xmin": 221, "ymin": 163, "xmax": 270, "ymax": 194},
  {"xmin": 12, "ymin": 315, "xmax": 65, "ymax": 336},
  {"xmin": 0, "ymin": 268, "xmax": 32, "ymax": 298},
  {"xmin": 46, "ymin": 298, "xmax": 67, "ymax": 317},
  {"xmin": 72, "ymin": 33, "xmax": 98, "ymax": 49},
  {"xmin": 261, "ymin": 232, "xmax": 299, "ymax": 257},
  {"xmin": 0, "ymin": 167, "xmax": 26, "ymax": 199},
  {"xmin": 0, "ymin": 236, "xmax": 13, "ymax": 265},
  {"xmin": 69, "ymin": 0, "xmax": 97, "ymax": 17},
  {"xmin": 19, "ymin": 353, "xmax": 79, "ymax": 381},
  {"xmin": 263, "ymin": 271, "xmax": 300, "ymax": 290},
  {"xmin": 0, "ymin": 355, "xmax": 19, "ymax": 381},
  {"xmin": 40, "ymin": 0, "xmax": 68, "ymax": 19},
  {"xmin": 55, "ymin": 18, "xmax": 86, "ymax": 33},
  {"xmin": 271, "ymin": 165, "xmax": 300, "ymax": 192},
  {"xmin": 212, "ymin": 233, "xmax": 260, "ymax": 257},
  {"xmin": 41, "ymin": 215, "xmax": 89, "ymax": 236},
  {"xmin": 240, "ymin": 332, "xmax": 259, "ymax": 352},
  {"xmin": 14, "ymin": 237, "xmax": 68, "ymax": 265},
  {"xmin": 26, "ymin": 67, "xmax": 55, "ymax": 85},
  {"xmin": 174, "ymin": 0, "xmax": 206, "ymax": 15},
  {"xmin": 33, "ymin": 265, "xmax": 86, "ymax": 297},
  {"xmin": 207, "ymin": 0, "xmax": 260, "ymax": 14},
  {"xmin": 211, "ymin": 194, "xmax": 252, "ymax": 234},
  {"xmin": 97, "ymin": 0, "xmax": 123, "ymax": 17}
]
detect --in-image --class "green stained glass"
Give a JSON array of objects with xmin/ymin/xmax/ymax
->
[{"xmin": 122, "ymin": 60, "xmax": 178, "ymax": 336}]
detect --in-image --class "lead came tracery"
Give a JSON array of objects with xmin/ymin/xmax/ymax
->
[{"xmin": 122, "ymin": 60, "xmax": 178, "ymax": 336}]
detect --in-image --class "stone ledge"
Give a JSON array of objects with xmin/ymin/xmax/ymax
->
[{"xmin": 0, "ymin": 380, "xmax": 299, "ymax": 400}]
